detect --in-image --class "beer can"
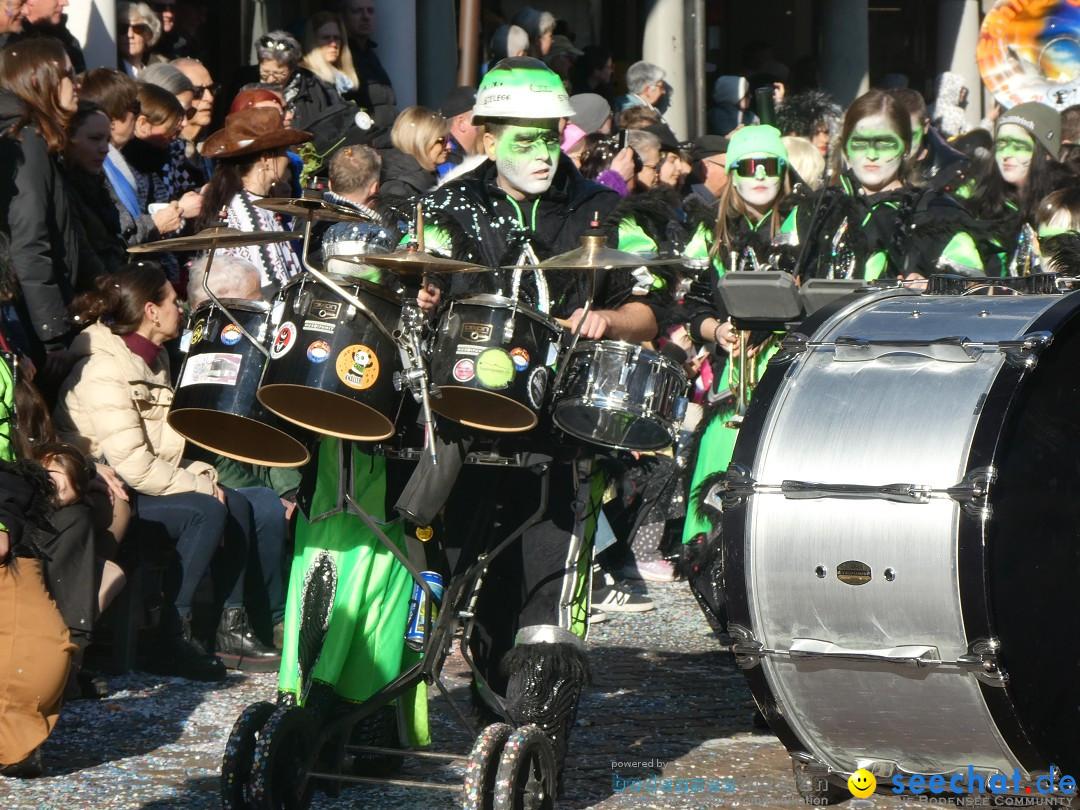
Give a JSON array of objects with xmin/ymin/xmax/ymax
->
[{"xmin": 405, "ymin": 571, "xmax": 444, "ymax": 651}]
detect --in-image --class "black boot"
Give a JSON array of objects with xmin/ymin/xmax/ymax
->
[
  {"xmin": 215, "ymin": 606, "xmax": 281, "ymax": 672},
  {"xmin": 145, "ymin": 608, "xmax": 227, "ymax": 682}
]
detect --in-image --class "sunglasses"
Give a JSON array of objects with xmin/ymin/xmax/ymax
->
[
  {"xmin": 190, "ymin": 83, "xmax": 219, "ymax": 98},
  {"xmin": 731, "ymin": 157, "xmax": 785, "ymax": 177},
  {"xmin": 259, "ymin": 35, "xmax": 294, "ymax": 51}
]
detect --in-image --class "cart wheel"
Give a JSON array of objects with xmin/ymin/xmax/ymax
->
[
  {"xmin": 461, "ymin": 722, "xmax": 514, "ymax": 810},
  {"xmin": 492, "ymin": 725, "xmax": 557, "ymax": 810},
  {"xmin": 792, "ymin": 760, "xmax": 851, "ymax": 805},
  {"xmin": 247, "ymin": 705, "xmax": 317, "ymax": 810},
  {"xmin": 222, "ymin": 701, "xmax": 276, "ymax": 810}
]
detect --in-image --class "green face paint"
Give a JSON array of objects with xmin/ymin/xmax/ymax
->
[
  {"xmin": 844, "ymin": 114, "xmax": 906, "ymax": 192},
  {"xmin": 493, "ymin": 124, "xmax": 561, "ymax": 198},
  {"xmin": 995, "ymin": 124, "xmax": 1034, "ymax": 187}
]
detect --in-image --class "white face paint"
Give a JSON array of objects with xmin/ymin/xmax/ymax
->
[
  {"xmin": 844, "ymin": 113, "xmax": 906, "ymax": 192},
  {"xmin": 995, "ymin": 123, "xmax": 1035, "ymax": 188},
  {"xmin": 491, "ymin": 124, "xmax": 561, "ymax": 198},
  {"xmin": 731, "ymin": 152, "xmax": 782, "ymax": 213}
]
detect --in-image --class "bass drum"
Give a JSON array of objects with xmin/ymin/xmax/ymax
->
[
  {"xmin": 258, "ymin": 273, "xmax": 403, "ymax": 441},
  {"xmin": 169, "ymin": 299, "xmax": 311, "ymax": 467},
  {"xmin": 721, "ymin": 286, "xmax": 1080, "ymax": 790}
]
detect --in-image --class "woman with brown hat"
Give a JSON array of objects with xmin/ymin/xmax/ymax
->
[{"xmin": 196, "ymin": 107, "xmax": 311, "ymax": 291}]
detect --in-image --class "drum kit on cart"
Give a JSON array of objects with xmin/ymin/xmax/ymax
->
[
  {"xmin": 131, "ymin": 195, "xmax": 691, "ymax": 810},
  {"xmin": 132, "ymin": 199, "xmax": 1080, "ymax": 806}
]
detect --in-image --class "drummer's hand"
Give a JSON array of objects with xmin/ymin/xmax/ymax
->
[
  {"xmin": 93, "ymin": 463, "xmax": 129, "ymax": 504},
  {"xmin": 177, "ymin": 191, "xmax": 203, "ymax": 220},
  {"xmin": 417, "ymin": 283, "xmax": 442, "ymax": 315},
  {"xmin": 213, "ymin": 485, "xmax": 226, "ymax": 505},
  {"xmin": 280, "ymin": 497, "xmax": 296, "ymax": 522},
  {"xmin": 899, "ymin": 272, "xmax": 928, "ymax": 291},
  {"xmin": 151, "ymin": 202, "xmax": 183, "ymax": 234},
  {"xmin": 566, "ymin": 308, "xmax": 611, "ymax": 340},
  {"xmin": 714, "ymin": 319, "xmax": 738, "ymax": 354},
  {"xmin": 0, "ymin": 530, "xmax": 8, "ymax": 562}
]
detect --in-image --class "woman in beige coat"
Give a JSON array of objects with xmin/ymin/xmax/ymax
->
[{"xmin": 53, "ymin": 263, "xmax": 282, "ymax": 679}]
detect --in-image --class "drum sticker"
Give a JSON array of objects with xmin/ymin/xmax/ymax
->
[
  {"xmin": 528, "ymin": 366, "xmax": 548, "ymax": 409},
  {"xmin": 302, "ymin": 319, "xmax": 336, "ymax": 335},
  {"xmin": 336, "ymin": 344, "xmax": 379, "ymax": 390},
  {"xmin": 455, "ymin": 344, "xmax": 484, "ymax": 357},
  {"xmin": 191, "ymin": 319, "xmax": 206, "ymax": 345},
  {"xmin": 510, "ymin": 347, "xmax": 530, "ymax": 370},
  {"xmin": 836, "ymin": 560, "xmax": 872, "ymax": 586},
  {"xmin": 220, "ymin": 323, "xmax": 243, "ymax": 345},
  {"xmin": 453, "ymin": 358, "xmax": 475, "ymax": 382},
  {"xmin": 178, "ymin": 352, "xmax": 242, "ymax": 388},
  {"xmin": 475, "ymin": 348, "xmax": 515, "ymax": 390},
  {"xmin": 271, "ymin": 321, "xmax": 297, "ymax": 359},
  {"xmin": 310, "ymin": 300, "xmax": 341, "ymax": 320},
  {"xmin": 462, "ymin": 322, "xmax": 493, "ymax": 342},
  {"xmin": 307, "ymin": 340, "xmax": 331, "ymax": 363}
]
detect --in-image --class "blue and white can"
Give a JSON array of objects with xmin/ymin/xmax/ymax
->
[{"xmin": 405, "ymin": 571, "xmax": 444, "ymax": 651}]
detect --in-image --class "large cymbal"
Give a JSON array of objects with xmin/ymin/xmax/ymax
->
[
  {"xmin": 127, "ymin": 226, "xmax": 295, "ymax": 254},
  {"xmin": 255, "ymin": 196, "xmax": 375, "ymax": 223},
  {"xmin": 356, "ymin": 248, "xmax": 491, "ymax": 275},
  {"xmin": 503, "ymin": 233, "xmax": 686, "ymax": 270}
]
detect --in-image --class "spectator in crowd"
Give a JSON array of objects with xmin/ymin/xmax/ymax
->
[
  {"xmin": 0, "ymin": 37, "xmax": 79, "ymax": 373},
  {"xmin": 0, "ymin": 0, "xmax": 26, "ymax": 47},
  {"xmin": 577, "ymin": 132, "xmax": 636, "ymax": 196},
  {"xmin": 570, "ymin": 92, "xmax": 612, "ymax": 137},
  {"xmin": 301, "ymin": 11, "xmax": 363, "ymax": 108},
  {"xmin": 117, "ymin": 2, "xmax": 164, "ymax": 78},
  {"xmin": 544, "ymin": 34, "xmax": 581, "ymax": 87},
  {"xmin": 615, "ymin": 61, "xmax": 668, "ymax": 118},
  {"xmin": 380, "ymin": 105, "xmax": 449, "ymax": 201},
  {"xmin": 16, "ymin": 0, "xmax": 85, "ymax": 73},
  {"xmin": 253, "ymin": 30, "xmax": 340, "ymax": 132},
  {"xmin": 511, "ymin": 6, "xmax": 555, "ymax": 58},
  {"xmin": 171, "ymin": 57, "xmax": 216, "ymax": 190},
  {"xmin": 437, "ymin": 85, "xmax": 479, "ymax": 176},
  {"xmin": 889, "ymin": 86, "xmax": 966, "ymax": 189},
  {"xmin": 62, "ymin": 101, "xmax": 129, "ymax": 287},
  {"xmin": 167, "ymin": 0, "xmax": 206, "ymax": 61},
  {"xmin": 149, "ymin": 0, "xmax": 177, "ymax": 59},
  {"xmin": 709, "ymin": 75, "xmax": 754, "ymax": 136},
  {"xmin": 54, "ymin": 263, "xmax": 284, "ymax": 677},
  {"xmin": 80, "ymin": 68, "xmax": 181, "ymax": 251},
  {"xmin": 338, "ymin": 0, "xmax": 397, "ymax": 128},
  {"xmin": 775, "ymin": 88, "xmax": 842, "ymax": 159},
  {"xmin": 198, "ymin": 107, "xmax": 311, "ymax": 290},
  {"xmin": 618, "ymin": 104, "xmax": 661, "ymax": 131},
  {"xmin": 487, "ymin": 23, "xmax": 528, "ymax": 69},
  {"xmin": 928, "ymin": 71, "xmax": 972, "ymax": 139},
  {"xmin": 571, "ymin": 45, "xmax": 614, "ymax": 105},
  {"xmin": 684, "ymin": 134, "xmax": 729, "ymax": 207},
  {"xmin": 627, "ymin": 128, "xmax": 662, "ymax": 193}
]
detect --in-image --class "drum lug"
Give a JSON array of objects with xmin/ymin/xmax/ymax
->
[
  {"xmin": 958, "ymin": 637, "xmax": 1009, "ymax": 687},
  {"xmin": 774, "ymin": 332, "xmax": 809, "ymax": 364},
  {"xmin": 729, "ymin": 624, "xmax": 764, "ymax": 669},
  {"xmin": 714, "ymin": 463, "xmax": 756, "ymax": 510},
  {"xmin": 947, "ymin": 466, "xmax": 998, "ymax": 520},
  {"xmin": 998, "ymin": 330, "xmax": 1053, "ymax": 369}
]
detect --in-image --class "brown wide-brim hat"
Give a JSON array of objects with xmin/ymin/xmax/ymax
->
[{"xmin": 203, "ymin": 107, "xmax": 312, "ymax": 160}]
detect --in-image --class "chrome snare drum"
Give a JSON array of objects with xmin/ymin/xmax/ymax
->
[
  {"xmin": 169, "ymin": 298, "xmax": 310, "ymax": 467},
  {"xmin": 428, "ymin": 295, "xmax": 562, "ymax": 432},
  {"xmin": 552, "ymin": 340, "xmax": 688, "ymax": 451},
  {"xmin": 719, "ymin": 286, "xmax": 1080, "ymax": 794},
  {"xmin": 258, "ymin": 273, "xmax": 403, "ymax": 441}
]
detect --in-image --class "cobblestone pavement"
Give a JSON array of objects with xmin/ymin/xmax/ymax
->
[{"xmin": 1, "ymin": 580, "xmax": 928, "ymax": 810}]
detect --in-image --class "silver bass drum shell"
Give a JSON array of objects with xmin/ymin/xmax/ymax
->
[{"xmin": 719, "ymin": 285, "xmax": 1080, "ymax": 793}]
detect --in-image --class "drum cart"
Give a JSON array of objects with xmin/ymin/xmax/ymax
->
[{"xmin": 221, "ymin": 449, "xmax": 562, "ymax": 810}]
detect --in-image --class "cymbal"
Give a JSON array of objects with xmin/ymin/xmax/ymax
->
[
  {"xmin": 127, "ymin": 227, "xmax": 295, "ymax": 254},
  {"xmin": 356, "ymin": 248, "xmax": 491, "ymax": 275},
  {"xmin": 255, "ymin": 196, "xmax": 375, "ymax": 223},
  {"xmin": 503, "ymin": 233, "xmax": 686, "ymax": 270}
]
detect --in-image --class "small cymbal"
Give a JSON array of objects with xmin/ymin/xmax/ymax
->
[
  {"xmin": 357, "ymin": 249, "xmax": 491, "ymax": 275},
  {"xmin": 503, "ymin": 233, "xmax": 686, "ymax": 270},
  {"xmin": 127, "ymin": 226, "xmax": 295, "ymax": 254},
  {"xmin": 255, "ymin": 197, "xmax": 375, "ymax": 223}
]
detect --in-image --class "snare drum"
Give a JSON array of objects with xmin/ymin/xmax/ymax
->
[
  {"xmin": 258, "ymin": 273, "xmax": 403, "ymax": 441},
  {"xmin": 429, "ymin": 295, "xmax": 562, "ymax": 432},
  {"xmin": 168, "ymin": 299, "xmax": 311, "ymax": 467},
  {"xmin": 552, "ymin": 341, "xmax": 688, "ymax": 451},
  {"xmin": 721, "ymin": 287, "xmax": 1080, "ymax": 790}
]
